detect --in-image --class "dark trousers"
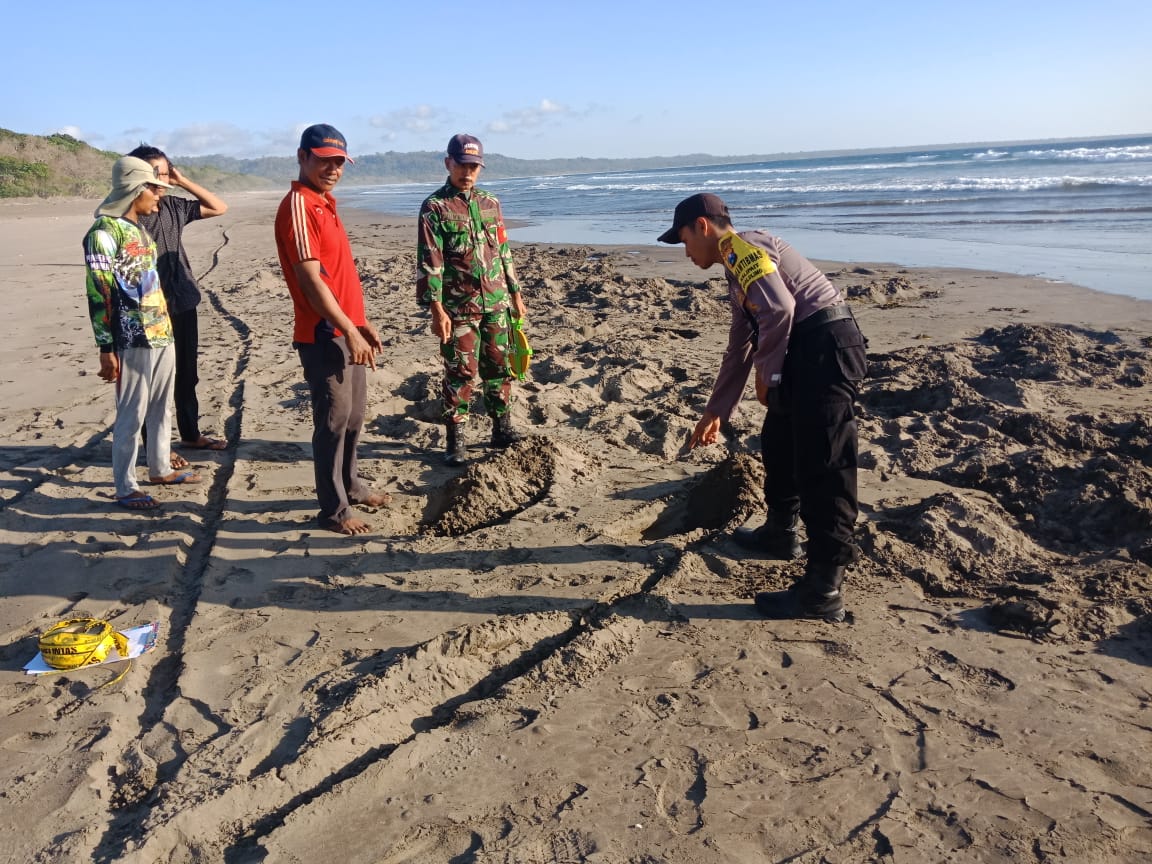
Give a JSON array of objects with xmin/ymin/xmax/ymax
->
[
  {"xmin": 170, "ymin": 307, "xmax": 201, "ymax": 442},
  {"xmin": 761, "ymin": 317, "xmax": 867, "ymax": 566},
  {"xmin": 298, "ymin": 337, "xmax": 369, "ymax": 526},
  {"xmin": 140, "ymin": 306, "xmax": 201, "ymax": 448}
]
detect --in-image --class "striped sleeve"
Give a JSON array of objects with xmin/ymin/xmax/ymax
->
[{"xmin": 286, "ymin": 189, "xmax": 319, "ymax": 263}]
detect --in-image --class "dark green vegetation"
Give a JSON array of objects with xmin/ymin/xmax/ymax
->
[
  {"xmin": 0, "ymin": 128, "xmax": 274, "ymax": 198},
  {"xmin": 0, "ymin": 129, "xmax": 119, "ymax": 197}
]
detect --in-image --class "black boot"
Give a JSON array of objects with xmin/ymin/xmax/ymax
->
[
  {"xmin": 733, "ymin": 512, "xmax": 803, "ymax": 560},
  {"xmin": 491, "ymin": 413, "xmax": 523, "ymax": 448},
  {"xmin": 754, "ymin": 563, "xmax": 847, "ymax": 623},
  {"xmin": 445, "ymin": 422, "xmax": 467, "ymax": 466}
]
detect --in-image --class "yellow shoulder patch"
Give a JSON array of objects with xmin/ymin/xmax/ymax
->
[{"xmin": 720, "ymin": 232, "xmax": 777, "ymax": 291}]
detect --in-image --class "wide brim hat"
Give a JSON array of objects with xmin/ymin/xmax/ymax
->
[{"xmin": 95, "ymin": 155, "xmax": 172, "ymax": 218}]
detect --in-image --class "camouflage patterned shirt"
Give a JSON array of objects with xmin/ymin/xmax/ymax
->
[
  {"xmin": 416, "ymin": 181, "xmax": 521, "ymax": 314},
  {"xmin": 83, "ymin": 215, "xmax": 173, "ymax": 351}
]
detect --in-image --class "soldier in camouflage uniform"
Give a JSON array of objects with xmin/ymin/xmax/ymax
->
[{"xmin": 417, "ymin": 134, "xmax": 528, "ymax": 465}]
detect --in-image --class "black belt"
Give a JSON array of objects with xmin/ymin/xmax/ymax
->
[{"xmin": 792, "ymin": 303, "xmax": 854, "ymax": 336}]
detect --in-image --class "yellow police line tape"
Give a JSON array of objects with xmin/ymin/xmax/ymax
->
[{"xmin": 38, "ymin": 617, "xmax": 133, "ymax": 686}]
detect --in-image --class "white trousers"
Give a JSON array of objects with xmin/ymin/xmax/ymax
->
[{"xmin": 112, "ymin": 345, "xmax": 175, "ymax": 499}]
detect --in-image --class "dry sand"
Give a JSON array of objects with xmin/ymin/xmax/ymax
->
[{"xmin": 1, "ymin": 192, "xmax": 1150, "ymax": 863}]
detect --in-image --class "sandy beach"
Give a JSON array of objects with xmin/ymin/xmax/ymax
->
[{"xmin": 1, "ymin": 192, "xmax": 1150, "ymax": 863}]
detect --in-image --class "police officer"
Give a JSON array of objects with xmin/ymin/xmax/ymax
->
[{"xmin": 659, "ymin": 193, "xmax": 867, "ymax": 622}]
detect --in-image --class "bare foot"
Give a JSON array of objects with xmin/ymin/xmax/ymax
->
[
  {"xmin": 352, "ymin": 491, "xmax": 392, "ymax": 508},
  {"xmin": 180, "ymin": 435, "xmax": 227, "ymax": 451},
  {"xmin": 148, "ymin": 470, "xmax": 202, "ymax": 485},
  {"xmin": 326, "ymin": 516, "xmax": 372, "ymax": 535},
  {"xmin": 171, "ymin": 453, "xmax": 190, "ymax": 470}
]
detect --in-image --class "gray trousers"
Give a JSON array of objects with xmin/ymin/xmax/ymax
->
[
  {"xmin": 113, "ymin": 345, "xmax": 175, "ymax": 499},
  {"xmin": 297, "ymin": 337, "xmax": 370, "ymax": 526}
]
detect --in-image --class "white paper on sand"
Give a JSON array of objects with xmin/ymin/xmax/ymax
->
[{"xmin": 23, "ymin": 621, "xmax": 160, "ymax": 675}]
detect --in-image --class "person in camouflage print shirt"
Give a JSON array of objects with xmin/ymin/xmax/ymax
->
[
  {"xmin": 84, "ymin": 156, "xmax": 201, "ymax": 509},
  {"xmin": 417, "ymin": 134, "xmax": 528, "ymax": 465}
]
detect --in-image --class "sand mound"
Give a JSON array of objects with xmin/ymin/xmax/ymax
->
[
  {"xmin": 859, "ymin": 322, "xmax": 1152, "ymax": 640},
  {"xmin": 425, "ymin": 438, "xmax": 561, "ymax": 536},
  {"xmin": 834, "ymin": 267, "xmax": 943, "ymax": 305}
]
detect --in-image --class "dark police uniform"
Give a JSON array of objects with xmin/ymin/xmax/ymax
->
[{"xmin": 706, "ymin": 229, "xmax": 867, "ymax": 568}]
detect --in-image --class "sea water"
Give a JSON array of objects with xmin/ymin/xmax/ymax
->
[{"xmin": 348, "ymin": 135, "xmax": 1152, "ymax": 301}]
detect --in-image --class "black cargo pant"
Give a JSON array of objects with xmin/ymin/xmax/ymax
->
[
  {"xmin": 760, "ymin": 314, "xmax": 867, "ymax": 567},
  {"xmin": 297, "ymin": 336, "xmax": 371, "ymax": 528},
  {"xmin": 140, "ymin": 306, "xmax": 201, "ymax": 447},
  {"xmin": 171, "ymin": 307, "xmax": 202, "ymax": 443}
]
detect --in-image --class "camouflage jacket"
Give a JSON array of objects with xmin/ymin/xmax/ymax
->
[
  {"xmin": 416, "ymin": 181, "xmax": 520, "ymax": 314},
  {"xmin": 83, "ymin": 216, "xmax": 173, "ymax": 351}
]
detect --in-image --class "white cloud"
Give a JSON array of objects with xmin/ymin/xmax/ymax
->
[
  {"xmin": 263, "ymin": 125, "xmax": 308, "ymax": 156},
  {"xmin": 54, "ymin": 125, "xmax": 109, "ymax": 147},
  {"xmin": 161, "ymin": 123, "xmax": 255, "ymax": 157},
  {"xmin": 369, "ymin": 105, "xmax": 443, "ymax": 136},
  {"xmin": 485, "ymin": 99, "xmax": 571, "ymax": 136}
]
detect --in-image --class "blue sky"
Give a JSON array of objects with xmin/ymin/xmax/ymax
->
[{"xmin": 7, "ymin": 0, "xmax": 1150, "ymax": 160}]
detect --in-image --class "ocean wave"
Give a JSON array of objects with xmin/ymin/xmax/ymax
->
[
  {"xmin": 581, "ymin": 161, "xmax": 966, "ymax": 181},
  {"xmin": 348, "ymin": 140, "xmax": 1152, "ymax": 272},
  {"xmin": 748, "ymin": 199, "xmax": 1152, "ymax": 215},
  {"xmin": 560, "ymin": 175, "xmax": 1152, "ymax": 195},
  {"xmin": 1019, "ymin": 144, "xmax": 1152, "ymax": 162},
  {"xmin": 356, "ymin": 182, "xmax": 434, "ymax": 195}
]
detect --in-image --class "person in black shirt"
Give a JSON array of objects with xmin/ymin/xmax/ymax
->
[{"xmin": 129, "ymin": 145, "xmax": 228, "ymax": 463}]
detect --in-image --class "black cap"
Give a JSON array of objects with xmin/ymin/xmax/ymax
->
[
  {"xmin": 447, "ymin": 133, "xmax": 484, "ymax": 166},
  {"xmin": 657, "ymin": 193, "xmax": 730, "ymax": 243},
  {"xmin": 300, "ymin": 124, "xmax": 353, "ymax": 163}
]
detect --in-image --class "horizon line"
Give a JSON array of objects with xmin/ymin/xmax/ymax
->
[{"xmin": 171, "ymin": 130, "xmax": 1152, "ymax": 164}]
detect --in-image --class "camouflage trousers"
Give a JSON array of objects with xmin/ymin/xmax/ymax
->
[{"xmin": 440, "ymin": 311, "xmax": 514, "ymax": 421}]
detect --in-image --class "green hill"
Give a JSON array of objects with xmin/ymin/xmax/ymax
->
[
  {"xmin": 0, "ymin": 129, "xmax": 120, "ymax": 197},
  {"xmin": 0, "ymin": 128, "xmax": 274, "ymax": 198},
  {"xmin": 2, "ymin": 125, "xmax": 749, "ymax": 196}
]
